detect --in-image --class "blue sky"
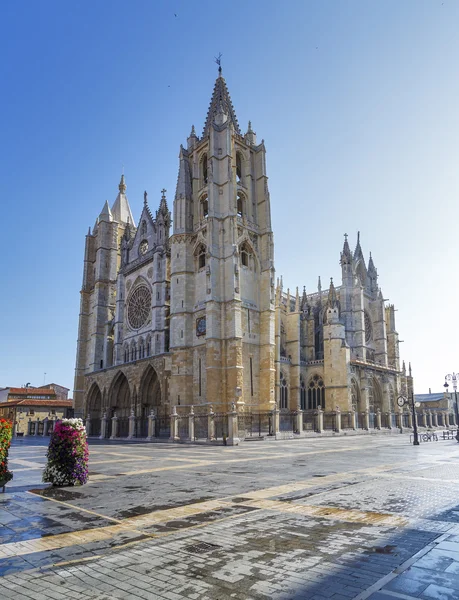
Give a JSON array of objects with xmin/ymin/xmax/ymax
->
[{"xmin": 1, "ymin": 0, "xmax": 458, "ymax": 395}]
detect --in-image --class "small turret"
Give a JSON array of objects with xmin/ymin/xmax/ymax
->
[
  {"xmin": 326, "ymin": 278, "xmax": 340, "ymax": 323},
  {"xmin": 245, "ymin": 121, "xmax": 257, "ymax": 145},
  {"xmin": 295, "ymin": 287, "xmax": 300, "ymax": 312},
  {"xmin": 368, "ymin": 252, "xmax": 378, "ymax": 293},
  {"xmin": 354, "ymin": 231, "xmax": 363, "ymax": 262},
  {"xmin": 340, "ymin": 233, "xmax": 352, "ymax": 265},
  {"xmin": 99, "ymin": 200, "xmax": 112, "ymax": 223},
  {"xmin": 187, "ymin": 125, "xmax": 198, "ymax": 150}
]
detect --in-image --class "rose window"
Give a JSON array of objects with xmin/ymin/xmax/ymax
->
[{"xmin": 127, "ymin": 286, "xmax": 151, "ymax": 329}]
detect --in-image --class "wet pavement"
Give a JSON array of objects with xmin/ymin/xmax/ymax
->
[{"xmin": 1, "ymin": 434, "xmax": 459, "ymax": 598}]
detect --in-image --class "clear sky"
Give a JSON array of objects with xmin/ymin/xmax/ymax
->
[{"xmin": 1, "ymin": 0, "xmax": 458, "ymax": 395}]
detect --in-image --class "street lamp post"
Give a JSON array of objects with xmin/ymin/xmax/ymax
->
[
  {"xmin": 444, "ymin": 373, "xmax": 459, "ymax": 443},
  {"xmin": 397, "ymin": 392, "xmax": 419, "ymax": 446}
]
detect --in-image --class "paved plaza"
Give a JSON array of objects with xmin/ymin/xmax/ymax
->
[{"xmin": 1, "ymin": 435, "xmax": 459, "ymax": 599}]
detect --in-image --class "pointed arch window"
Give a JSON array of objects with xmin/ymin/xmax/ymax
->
[
  {"xmin": 240, "ymin": 241, "xmax": 252, "ymax": 268},
  {"xmin": 201, "ymin": 154, "xmax": 208, "ymax": 186},
  {"xmin": 280, "ymin": 372, "xmax": 288, "ymax": 409},
  {"xmin": 314, "ymin": 309, "xmax": 324, "ymax": 360},
  {"xmin": 236, "ymin": 152, "xmax": 242, "ymax": 183},
  {"xmin": 200, "ymin": 194, "xmax": 209, "ymax": 219},
  {"xmin": 300, "ymin": 377, "xmax": 306, "ymax": 410},
  {"xmin": 196, "ymin": 244, "xmax": 206, "ymax": 270},
  {"xmin": 308, "ymin": 374, "xmax": 325, "ymax": 410},
  {"xmin": 141, "ymin": 220, "xmax": 147, "ymax": 236}
]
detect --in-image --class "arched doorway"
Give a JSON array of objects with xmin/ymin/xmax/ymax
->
[
  {"xmin": 139, "ymin": 366, "xmax": 165, "ymax": 437},
  {"xmin": 108, "ymin": 371, "xmax": 131, "ymax": 438},
  {"xmin": 87, "ymin": 383, "xmax": 102, "ymax": 437}
]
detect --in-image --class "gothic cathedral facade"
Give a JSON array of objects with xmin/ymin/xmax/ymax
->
[{"xmin": 73, "ymin": 71, "xmax": 413, "ymax": 428}]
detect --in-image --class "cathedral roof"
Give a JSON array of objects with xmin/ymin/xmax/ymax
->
[
  {"xmin": 202, "ymin": 71, "xmax": 241, "ymax": 137},
  {"xmin": 111, "ymin": 174, "xmax": 136, "ymax": 227}
]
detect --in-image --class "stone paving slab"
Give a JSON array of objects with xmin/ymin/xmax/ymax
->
[{"xmin": 2, "ymin": 435, "xmax": 459, "ymax": 598}]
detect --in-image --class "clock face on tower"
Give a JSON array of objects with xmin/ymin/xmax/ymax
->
[
  {"xmin": 196, "ymin": 316, "xmax": 206, "ymax": 337},
  {"xmin": 397, "ymin": 396, "xmax": 406, "ymax": 408},
  {"xmin": 139, "ymin": 240, "xmax": 148, "ymax": 256}
]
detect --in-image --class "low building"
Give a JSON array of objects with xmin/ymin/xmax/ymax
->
[
  {"xmin": 43, "ymin": 383, "xmax": 70, "ymax": 400},
  {"xmin": 0, "ymin": 399, "xmax": 73, "ymax": 436},
  {"xmin": 0, "ymin": 387, "xmax": 58, "ymax": 403},
  {"xmin": 414, "ymin": 391, "xmax": 452, "ymax": 411},
  {"xmin": 0, "ymin": 387, "xmax": 73, "ymax": 435}
]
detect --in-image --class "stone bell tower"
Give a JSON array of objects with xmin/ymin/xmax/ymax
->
[{"xmin": 169, "ymin": 66, "xmax": 276, "ymax": 410}]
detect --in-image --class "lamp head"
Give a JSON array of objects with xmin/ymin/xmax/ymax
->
[{"xmin": 444, "ymin": 381, "xmax": 449, "ymax": 389}]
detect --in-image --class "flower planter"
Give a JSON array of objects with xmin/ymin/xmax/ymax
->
[
  {"xmin": 43, "ymin": 418, "xmax": 89, "ymax": 487},
  {"xmin": 0, "ymin": 419, "xmax": 13, "ymax": 491}
]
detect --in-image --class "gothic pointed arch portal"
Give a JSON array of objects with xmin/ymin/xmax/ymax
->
[
  {"xmin": 139, "ymin": 365, "xmax": 162, "ymax": 413},
  {"xmin": 86, "ymin": 383, "xmax": 102, "ymax": 437},
  {"xmin": 108, "ymin": 371, "xmax": 131, "ymax": 438}
]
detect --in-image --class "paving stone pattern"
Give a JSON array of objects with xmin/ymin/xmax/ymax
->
[{"xmin": 1, "ymin": 435, "xmax": 459, "ymax": 598}]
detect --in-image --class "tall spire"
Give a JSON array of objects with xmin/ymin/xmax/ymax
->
[
  {"xmin": 111, "ymin": 174, "xmax": 135, "ymax": 227},
  {"xmin": 354, "ymin": 230, "xmax": 363, "ymax": 261},
  {"xmin": 99, "ymin": 200, "xmax": 112, "ymax": 223},
  {"xmin": 368, "ymin": 252, "xmax": 377, "ymax": 275},
  {"xmin": 202, "ymin": 73, "xmax": 241, "ymax": 137},
  {"xmin": 158, "ymin": 188, "xmax": 169, "ymax": 217},
  {"xmin": 327, "ymin": 277, "xmax": 338, "ymax": 308},
  {"xmin": 340, "ymin": 233, "xmax": 352, "ymax": 265}
]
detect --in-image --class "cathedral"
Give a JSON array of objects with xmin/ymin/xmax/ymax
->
[{"xmin": 73, "ymin": 68, "xmax": 413, "ymax": 436}]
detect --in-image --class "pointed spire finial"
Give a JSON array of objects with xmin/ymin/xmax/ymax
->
[
  {"xmin": 318, "ymin": 276, "xmax": 322, "ymax": 294},
  {"xmin": 327, "ymin": 277, "xmax": 339, "ymax": 309},
  {"xmin": 161, "ymin": 188, "xmax": 167, "ymax": 200},
  {"xmin": 119, "ymin": 174, "xmax": 126, "ymax": 194},
  {"xmin": 248, "ymin": 120, "xmax": 253, "ymax": 132},
  {"xmin": 215, "ymin": 52, "xmax": 223, "ymax": 75},
  {"xmin": 144, "ymin": 191, "xmax": 148, "ymax": 206}
]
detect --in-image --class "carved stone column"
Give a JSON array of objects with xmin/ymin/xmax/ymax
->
[
  {"xmin": 316, "ymin": 408, "xmax": 324, "ymax": 433},
  {"xmin": 170, "ymin": 406, "xmax": 179, "ymax": 442},
  {"xmin": 335, "ymin": 408, "xmax": 342, "ymax": 433},
  {"xmin": 85, "ymin": 414, "xmax": 91, "ymax": 436},
  {"xmin": 296, "ymin": 404, "xmax": 303, "ymax": 434},
  {"xmin": 363, "ymin": 410, "xmax": 370, "ymax": 431},
  {"xmin": 147, "ymin": 409, "xmax": 156, "ymax": 440},
  {"xmin": 375, "ymin": 409, "xmax": 381, "ymax": 430},
  {"xmin": 272, "ymin": 403, "xmax": 280, "ymax": 435},
  {"xmin": 110, "ymin": 413, "xmax": 118, "ymax": 439},
  {"xmin": 128, "ymin": 409, "xmax": 136, "ymax": 440},
  {"xmin": 351, "ymin": 410, "xmax": 356, "ymax": 430},
  {"xmin": 227, "ymin": 403, "xmax": 239, "ymax": 446},
  {"xmin": 100, "ymin": 412, "xmax": 107, "ymax": 439},
  {"xmin": 207, "ymin": 406, "xmax": 215, "ymax": 442},
  {"xmin": 188, "ymin": 406, "xmax": 195, "ymax": 442}
]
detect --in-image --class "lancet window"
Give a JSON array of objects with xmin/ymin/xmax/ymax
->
[
  {"xmin": 280, "ymin": 372, "xmax": 288, "ymax": 409},
  {"xmin": 308, "ymin": 374, "xmax": 325, "ymax": 410}
]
